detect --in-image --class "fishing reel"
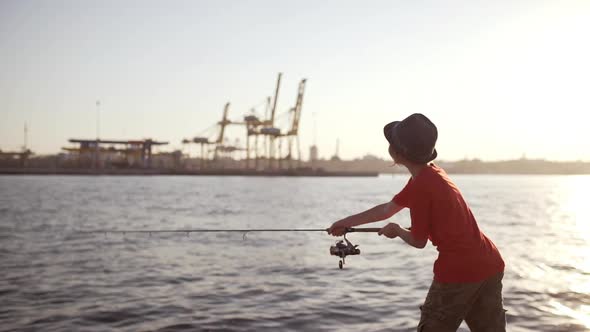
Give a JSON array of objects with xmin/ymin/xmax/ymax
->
[{"xmin": 329, "ymin": 233, "xmax": 360, "ymax": 269}]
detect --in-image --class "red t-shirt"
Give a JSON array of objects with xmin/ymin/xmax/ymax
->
[{"xmin": 393, "ymin": 164, "xmax": 504, "ymax": 283}]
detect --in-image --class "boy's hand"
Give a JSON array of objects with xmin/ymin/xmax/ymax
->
[
  {"xmin": 327, "ymin": 219, "xmax": 350, "ymax": 236},
  {"xmin": 378, "ymin": 223, "xmax": 401, "ymax": 239}
]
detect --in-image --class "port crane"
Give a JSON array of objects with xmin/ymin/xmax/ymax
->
[
  {"xmin": 182, "ymin": 101, "xmax": 244, "ymax": 168},
  {"xmin": 182, "ymin": 73, "xmax": 306, "ymax": 170},
  {"xmin": 280, "ymin": 78, "xmax": 306, "ymax": 168}
]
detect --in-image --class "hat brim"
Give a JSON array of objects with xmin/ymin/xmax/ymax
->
[
  {"xmin": 383, "ymin": 121, "xmax": 399, "ymax": 145},
  {"xmin": 403, "ymin": 148, "xmax": 438, "ymax": 164},
  {"xmin": 422, "ymin": 148, "xmax": 438, "ymax": 164}
]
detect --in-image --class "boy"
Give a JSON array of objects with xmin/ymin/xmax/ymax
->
[{"xmin": 327, "ymin": 113, "xmax": 506, "ymax": 332}]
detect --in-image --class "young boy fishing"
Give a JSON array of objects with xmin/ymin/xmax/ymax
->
[{"xmin": 327, "ymin": 113, "xmax": 506, "ymax": 331}]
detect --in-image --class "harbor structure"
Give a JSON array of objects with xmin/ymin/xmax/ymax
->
[
  {"xmin": 0, "ymin": 123, "xmax": 33, "ymax": 167},
  {"xmin": 0, "ymin": 73, "xmax": 375, "ymax": 176},
  {"xmin": 62, "ymin": 139, "xmax": 169, "ymax": 168},
  {"xmin": 0, "ymin": 150, "xmax": 32, "ymax": 168}
]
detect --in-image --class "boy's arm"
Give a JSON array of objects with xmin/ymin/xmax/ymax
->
[
  {"xmin": 378, "ymin": 223, "xmax": 427, "ymax": 249},
  {"xmin": 328, "ymin": 201, "xmax": 403, "ymax": 236}
]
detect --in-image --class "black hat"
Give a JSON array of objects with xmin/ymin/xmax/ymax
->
[{"xmin": 383, "ymin": 113, "xmax": 438, "ymax": 164}]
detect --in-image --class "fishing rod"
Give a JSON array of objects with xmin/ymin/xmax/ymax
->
[
  {"xmin": 83, "ymin": 227, "xmax": 381, "ymax": 269},
  {"xmin": 80, "ymin": 227, "xmax": 381, "ymax": 235}
]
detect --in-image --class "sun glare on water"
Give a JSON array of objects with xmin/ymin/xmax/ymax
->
[
  {"xmin": 550, "ymin": 301, "xmax": 590, "ymax": 329},
  {"xmin": 547, "ymin": 176, "xmax": 590, "ymax": 328}
]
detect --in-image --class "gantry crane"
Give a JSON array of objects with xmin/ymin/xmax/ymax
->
[
  {"xmin": 260, "ymin": 73, "xmax": 282, "ymax": 169},
  {"xmin": 242, "ymin": 73, "xmax": 283, "ymax": 169},
  {"xmin": 281, "ymin": 78, "xmax": 307, "ymax": 168},
  {"xmin": 213, "ymin": 102, "xmax": 231, "ymax": 160},
  {"xmin": 182, "ymin": 102, "xmax": 233, "ymax": 169},
  {"xmin": 182, "ymin": 73, "xmax": 306, "ymax": 171},
  {"xmin": 242, "ymin": 74, "xmax": 307, "ymax": 169}
]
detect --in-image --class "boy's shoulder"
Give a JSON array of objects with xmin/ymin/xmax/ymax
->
[
  {"xmin": 417, "ymin": 163, "xmax": 444, "ymax": 182},
  {"xmin": 414, "ymin": 164, "xmax": 451, "ymax": 191}
]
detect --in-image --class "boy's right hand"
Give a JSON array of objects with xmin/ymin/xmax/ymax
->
[{"xmin": 327, "ymin": 219, "xmax": 350, "ymax": 236}]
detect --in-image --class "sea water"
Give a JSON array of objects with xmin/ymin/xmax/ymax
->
[{"xmin": 1, "ymin": 174, "xmax": 589, "ymax": 331}]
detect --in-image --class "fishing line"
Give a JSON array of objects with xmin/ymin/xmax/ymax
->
[{"xmin": 80, "ymin": 227, "xmax": 382, "ymax": 268}]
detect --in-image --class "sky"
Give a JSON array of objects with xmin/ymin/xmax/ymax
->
[{"xmin": 1, "ymin": 0, "xmax": 589, "ymax": 161}]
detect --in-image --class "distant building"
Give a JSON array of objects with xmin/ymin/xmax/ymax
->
[
  {"xmin": 330, "ymin": 139, "xmax": 340, "ymax": 161},
  {"xmin": 361, "ymin": 154, "xmax": 381, "ymax": 161},
  {"xmin": 309, "ymin": 145, "xmax": 318, "ymax": 162}
]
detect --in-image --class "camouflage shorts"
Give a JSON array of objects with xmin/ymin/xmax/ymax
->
[{"xmin": 417, "ymin": 272, "xmax": 506, "ymax": 332}]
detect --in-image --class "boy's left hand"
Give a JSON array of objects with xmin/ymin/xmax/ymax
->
[
  {"xmin": 327, "ymin": 219, "xmax": 350, "ymax": 236},
  {"xmin": 378, "ymin": 223, "xmax": 401, "ymax": 239}
]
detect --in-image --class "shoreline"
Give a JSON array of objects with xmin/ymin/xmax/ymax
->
[
  {"xmin": 0, "ymin": 167, "xmax": 589, "ymax": 176},
  {"xmin": 0, "ymin": 167, "xmax": 378, "ymax": 177}
]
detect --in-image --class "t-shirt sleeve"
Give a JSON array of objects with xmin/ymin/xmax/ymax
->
[
  {"xmin": 409, "ymin": 185, "xmax": 431, "ymax": 243},
  {"xmin": 392, "ymin": 178, "xmax": 412, "ymax": 207}
]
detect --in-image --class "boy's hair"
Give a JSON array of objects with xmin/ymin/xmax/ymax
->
[{"xmin": 383, "ymin": 113, "xmax": 438, "ymax": 164}]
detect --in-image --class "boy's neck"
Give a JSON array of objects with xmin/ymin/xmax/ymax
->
[{"xmin": 405, "ymin": 162, "xmax": 428, "ymax": 178}]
